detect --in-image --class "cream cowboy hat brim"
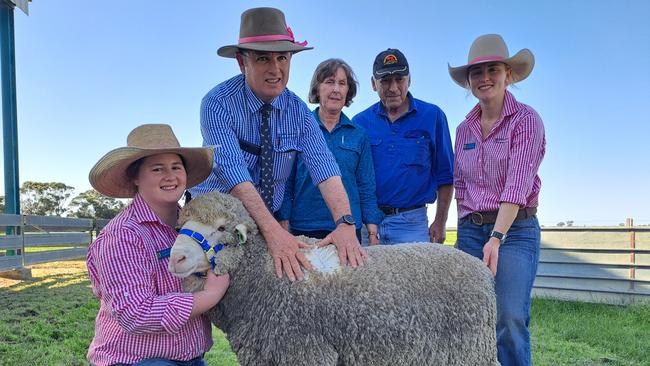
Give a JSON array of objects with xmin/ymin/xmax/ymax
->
[
  {"xmin": 448, "ymin": 34, "xmax": 535, "ymax": 88},
  {"xmin": 88, "ymin": 124, "xmax": 213, "ymax": 199}
]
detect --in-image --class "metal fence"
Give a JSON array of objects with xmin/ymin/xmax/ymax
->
[
  {"xmin": 533, "ymin": 224, "xmax": 650, "ymax": 305},
  {"xmin": 2, "ymin": 213, "xmax": 649, "ymax": 305},
  {"xmin": 0, "ymin": 213, "xmax": 109, "ymax": 272}
]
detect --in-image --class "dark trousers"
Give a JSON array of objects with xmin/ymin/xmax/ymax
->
[{"xmin": 291, "ymin": 228, "xmax": 362, "ymax": 242}]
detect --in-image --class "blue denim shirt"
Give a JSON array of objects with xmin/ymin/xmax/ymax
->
[
  {"xmin": 352, "ymin": 93, "xmax": 454, "ymax": 208},
  {"xmin": 277, "ymin": 109, "xmax": 383, "ymax": 231}
]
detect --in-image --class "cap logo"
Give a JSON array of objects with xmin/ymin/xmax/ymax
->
[{"xmin": 383, "ymin": 54, "xmax": 398, "ymax": 65}]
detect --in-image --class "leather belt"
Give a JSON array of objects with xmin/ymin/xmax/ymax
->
[
  {"xmin": 469, "ymin": 207, "xmax": 537, "ymax": 225},
  {"xmin": 379, "ymin": 204, "xmax": 425, "ymax": 216}
]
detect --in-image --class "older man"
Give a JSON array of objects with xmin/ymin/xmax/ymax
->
[
  {"xmin": 190, "ymin": 7, "xmax": 364, "ymax": 281},
  {"xmin": 353, "ymin": 48, "xmax": 454, "ymax": 244}
]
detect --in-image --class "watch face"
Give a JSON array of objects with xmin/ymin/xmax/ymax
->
[{"xmin": 337, "ymin": 215, "xmax": 356, "ymax": 225}]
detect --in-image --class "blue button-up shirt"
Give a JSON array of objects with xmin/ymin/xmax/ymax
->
[
  {"xmin": 352, "ymin": 93, "xmax": 454, "ymax": 208},
  {"xmin": 277, "ymin": 109, "xmax": 384, "ymax": 231},
  {"xmin": 190, "ymin": 74, "xmax": 341, "ymax": 212}
]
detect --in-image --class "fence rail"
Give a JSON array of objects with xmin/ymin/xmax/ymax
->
[
  {"xmin": 2, "ymin": 213, "xmax": 650, "ymax": 305},
  {"xmin": 0, "ymin": 213, "xmax": 103, "ymax": 272},
  {"xmin": 533, "ymin": 225, "xmax": 650, "ymax": 305}
]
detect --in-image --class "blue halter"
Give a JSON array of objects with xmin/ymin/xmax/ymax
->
[{"xmin": 157, "ymin": 228, "xmax": 226, "ymax": 271}]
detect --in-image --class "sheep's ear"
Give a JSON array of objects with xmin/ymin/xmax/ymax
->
[{"xmin": 235, "ymin": 224, "xmax": 247, "ymax": 245}]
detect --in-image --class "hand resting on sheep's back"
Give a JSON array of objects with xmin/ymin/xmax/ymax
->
[{"xmin": 168, "ymin": 192, "xmax": 499, "ymax": 366}]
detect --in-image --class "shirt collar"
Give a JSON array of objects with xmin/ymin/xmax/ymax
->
[
  {"xmin": 243, "ymin": 78, "xmax": 288, "ymax": 114},
  {"xmin": 374, "ymin": 92, "xmax": 417, "ymax": 119},
  {"xmin": 312, "ymin": 108, "xmax": 353, "ymax": 131},
  {"xmin": 131, "ymin": 193, "xmax": 179, "ymax": 227},
  {"xmin": 465, "ymin": 90, "xmax": 520, "ymax": 120}
]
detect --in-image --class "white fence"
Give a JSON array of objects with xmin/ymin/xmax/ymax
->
[
  {"xmin": 0, "ymin": 213, "xmax": 108, "ymax": 272},
  {"xmin": 534, "ymin": 226, "xmax": 650, "ymax": 305},
  {"xmin": 2, "ymin": 213, "xmax": 649, "ymax": 305}
]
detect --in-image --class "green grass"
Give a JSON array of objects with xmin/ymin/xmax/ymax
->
[
  {"xmin": 1, "ymin": 260, "xmax": 648, "ymax": 366},
  {"xmin": 445, "ymin": 230, "xmax": 457, "ymax": 245},
  {"xmin": 531, "ymin": 299, "xmax": 650, "ymax": 365}
]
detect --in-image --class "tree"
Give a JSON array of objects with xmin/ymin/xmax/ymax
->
[
  {"xmin": 557, "ymin": 221, "xmax": 565, "ymax": 227},
  {"xmin": 566, "ymin": 220, "xmax": 574, "ymax": 227},
  {"xmin": 67, "ymin": 189, "xmax": 125, "ymax": 219},
  {"xmin": 20, "ymin": 181, "xmax": 75, "ymax": 216}
]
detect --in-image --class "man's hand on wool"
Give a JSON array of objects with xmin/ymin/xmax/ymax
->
[{"xmin": 318, "ymin": 224, "xmax": 367, "ymax": 267}]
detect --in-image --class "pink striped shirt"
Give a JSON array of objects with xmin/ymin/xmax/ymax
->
[
  {"xmin": 86, "ymin": 194, "xmax": 212, "ymax": 366},
  {"xmin": 454, "ymin": 90, "xmax": 545, "ymax": 219}
]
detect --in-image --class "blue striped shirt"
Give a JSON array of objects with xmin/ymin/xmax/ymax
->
[{"xmin": 190, "ymin": 74, "xmax": 340, "ymax": 212}]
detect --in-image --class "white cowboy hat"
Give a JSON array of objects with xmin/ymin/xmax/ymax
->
[
  {"xmin": 448, "ymin": 34, "xmax": 534, "ymax": 88},
  {"xmin": 89, "ymin": 124, "xmax": 213, "ymax": 198}
]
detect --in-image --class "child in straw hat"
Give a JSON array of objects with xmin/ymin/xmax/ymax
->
[
  {"xmin": 449, "ymin": 34, "xmax": 546, "ymax": 366},
  {"xmin": 86, "ymin": 124, "xmax": 229, "ymax": 366}
]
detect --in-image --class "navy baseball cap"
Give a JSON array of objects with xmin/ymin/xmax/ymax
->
[{"xmin": 373, "ymin": 48, "xmax": 409, "ymax": 79}]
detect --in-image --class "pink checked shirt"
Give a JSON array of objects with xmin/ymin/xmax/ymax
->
[
  {"xmin": 86, "ymin": 194, "xmax": 212, "ymax": 366},
  {"xmin": 454, "ymin": 90, "xmax": 546, "ymax": 219}
]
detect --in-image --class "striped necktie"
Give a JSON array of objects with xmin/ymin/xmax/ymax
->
[{"xmin": 259, "ymin": 104, "xmax": 274, "ymax": 212}]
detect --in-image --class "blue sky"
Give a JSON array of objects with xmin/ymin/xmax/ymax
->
[{"xmin": 2, "ymin": 0, "xmax": 649, "ymax": 227}]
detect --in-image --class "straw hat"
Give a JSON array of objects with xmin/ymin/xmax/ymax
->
[
  {"xmin": 89, "ymin": 124, "xmax": 213, "ymax": 198},
  {"xmin": 448, "ymin": 34, "xmax": 534, "ymax": 88},
  {"xmin": 217, "ymin": 7, "xmax": 313, "ymax": 58}
]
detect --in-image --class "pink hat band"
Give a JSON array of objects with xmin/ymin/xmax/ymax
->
[
  {"xmin": 239, "ymin": 27, "xmax": 308, "ymax": 47},
  {"xmin": 469, "ymin": 55, "xmax": 505, "ymax": 65}
]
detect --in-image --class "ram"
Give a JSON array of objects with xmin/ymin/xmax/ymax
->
[{"xmin": 168, "ymin": 192, "xmax": 498, "ymax": 366}]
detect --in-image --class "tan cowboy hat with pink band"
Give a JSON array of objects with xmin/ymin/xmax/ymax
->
[
  {"xmin": 448, "ymin": 34, "xmax": 535, "ymax": 88},
  {"xmin": 217, "ymin": 7, "xmax": 313, "ymax": 58}
]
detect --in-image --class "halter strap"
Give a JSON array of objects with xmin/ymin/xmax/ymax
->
[{"xmin": 157, "ymin": 228, "xmax": 226, "ymax": 271}]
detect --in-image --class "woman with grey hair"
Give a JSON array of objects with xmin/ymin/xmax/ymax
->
[{"xmin": 278, "ymin": 59, "xmax": 383, "ymax": 244}]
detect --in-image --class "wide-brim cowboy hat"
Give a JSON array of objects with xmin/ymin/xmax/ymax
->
[
  {"xmin": 89, "ymin": 124, "xmax": 213, "ymax": 199},
  {"xmin": 217, "ymin": 7, "xmax": 313, "ymax": 58},
  {"xmin": 448, "ymin": 34, "xmax": 534, "ymax": 88}
]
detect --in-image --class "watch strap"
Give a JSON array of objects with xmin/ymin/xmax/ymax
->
[{"xmin": 489, "ymin": 230, "xmax": 505, "ymax": 241}]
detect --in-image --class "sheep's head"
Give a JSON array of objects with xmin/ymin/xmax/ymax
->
[{"xmin": 168, "ymin": 192, "xmax": 258, "ymax": 279}]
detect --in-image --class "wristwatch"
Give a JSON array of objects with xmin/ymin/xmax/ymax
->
[
  {"xmin": 489, "ymin": 230, "xmax": 506, "ymax": 242},
  {"xmin": 335, "ymin": 215, "xmax": 356, "ymax": 226}
]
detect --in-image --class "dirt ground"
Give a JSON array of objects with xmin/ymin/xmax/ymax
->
[{"xmin": 0, "ymin": 260, "xmax": 88, "ymax": 288}]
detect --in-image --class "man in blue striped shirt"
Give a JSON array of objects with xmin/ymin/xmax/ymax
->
[{"xmin": 190, "ymin": 7, "xmax": 365, "ymax": 281}]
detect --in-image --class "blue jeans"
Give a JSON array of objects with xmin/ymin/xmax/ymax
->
[
  {"xmin": 456, "ymin": 215, "xmax": 540, "ymax": 366},
  {"xmin": 362, "ymin": 207, "xmax": 430, "ymax": 245},
  {"xmin": 109, "ymin": 357, "xmax": 207, "ymax": 366}
]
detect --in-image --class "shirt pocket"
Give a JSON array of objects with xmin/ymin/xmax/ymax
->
[
  {"xmin": 402, "ymin": 130, "xmax": 431, "ymax": 170},
  {"xmin": 336, "ymin": 140, "xmax": 361, "ymax": 173},
  {"xmin": 274, "ymin": 133, "xmax": 299, "ymax": 184}
]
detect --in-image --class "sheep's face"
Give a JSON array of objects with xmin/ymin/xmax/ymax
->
[
  {"xmin": 168, "ymin": 217, "xmax": 248, "ymax": 278},
  {"xmin": 168, "ymin": 191, "xmax": 258, "ymax": 279}
]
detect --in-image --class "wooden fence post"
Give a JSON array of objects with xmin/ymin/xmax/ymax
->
[{"xmin": 627, "ymin": 218, "xmax": 635, "ymax": 291}]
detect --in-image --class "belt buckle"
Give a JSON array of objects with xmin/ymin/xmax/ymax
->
[{"xmin": 470, "ymin": 212, "xmax": 484, "ymax": 225}]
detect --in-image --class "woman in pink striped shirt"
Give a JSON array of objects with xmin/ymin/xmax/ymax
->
[
  {"xmin": 449, "ymin": 35, "xmax": 546, "ymax": 366},
  {"xmin": 86, "ymin": 124, "xmax": 230, "ymax": 366}
]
